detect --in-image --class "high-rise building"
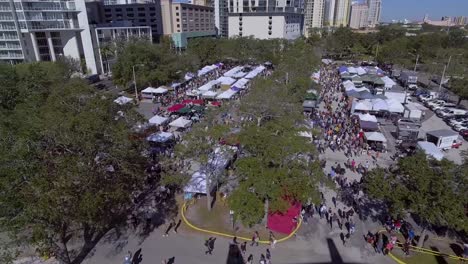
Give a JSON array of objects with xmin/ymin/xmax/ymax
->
[
  {"xmin": 349, "ymin": 3, "xmax": 368, "ymax": 29},
  {"xmin": 227, "ymin": 0, "xmax": 303, "ymax": 39},
  {"xmin": 213, "ymin": 0, "xmax": 228, "ymax": 37},
  {"xmin": 333, "ymin": 0, "xmax": 350, "ymax": 26},
  {"xmin": 0, "ymin": 0, "xmax": 97, "ymax": 73},
  {"xmin": 367, "ymin": 0, "xmax": 381, "ymax": 27},
  {"xmin": 160, "ymin": 0, "xmax": 216, "ymax": 48},
  {"xmin": 323, "ymin": 0, "xmax": 336, "ymax": 26},
  {"xmin": 303, "ymin": 0, "xmax": 325, "ymax": 36}
]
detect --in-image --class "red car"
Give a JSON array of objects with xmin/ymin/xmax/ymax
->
[
  {"xmin": 452, "ymin": 139, "xmax": 463, "ymax": 149},
  {"xmin": 460, "ymin": 130, "xmax": 468, "ymax": 140}
]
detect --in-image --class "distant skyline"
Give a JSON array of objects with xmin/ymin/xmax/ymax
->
[{"xmin": 380, "ymin": 0, "xmax": 468, "ymax": 22}]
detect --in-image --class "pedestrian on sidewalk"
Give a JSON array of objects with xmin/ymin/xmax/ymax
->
[
  {"xmin": 259, "ymin": 254, "xmax": 266, "ymax": 264},
  {"xmin": 232, "ymin": 236, "xmax": 238, "ymax": 244},
  {"xmin": 205, "ymin": 237, "xmax": 216, "ymax": 255},
  {"xmin": 173, "ymin": 219, "xmax": 182, "ymax": 233},
  {"xmin": 340, "ymin": 233, "xmax": 346, "ymax": 246},
  {"xmin": 240, "ymin": 242, "xmax": 247, "ymax": 255},
  {"xmin": 337, "ymin": 217, "xmax": 343, "ymax": 230},
  {"xmin": 251, "ymin": 231, "xmax": 260, "ymax": 246},
  {"xmin": 332, "ymin": 196, "xmax": 337, "ymax": 208},
  {"xmin": 247, "ymin": 254, "xmax": 254, "ymax": 264},
  {"xmin": 266, "ymin": 248, "xmax": 271, "ymax": 260},
  {"xmin": 269, "ymin": 231, "xmax": 276, "ymax": 248},
  {"xmin": 124, "ymin": 251, "xmax": 132, "ymax": 264}
]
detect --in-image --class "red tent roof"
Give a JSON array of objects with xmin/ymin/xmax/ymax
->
[
  {"xmin": 167, "ymin": 104, "xmax": 185, "ymax": 112},
  {"xmin": 182, "ymin": 99, "xmax": 204, "ymax": 105},
  {"xmin": 208, "ymin": 101, "xmax": 222, "ymax": 107},
  {"xmin": 267, "ymin": 202, "xmax": 301, "ymax": 234}
]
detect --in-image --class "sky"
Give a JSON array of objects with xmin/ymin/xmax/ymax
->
[{"xmin": 380, "ymin": 0, "xmax": 468, "ymax": 22}]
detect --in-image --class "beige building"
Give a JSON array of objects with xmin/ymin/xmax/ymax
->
[
  {"xmin": 303, "ymin": 0, "xmax": 325, "ymax": 36},
  {"xmin": 161, "ymin": 0, "xmax": 216, "ymax": 47},
  {"xmin": 349, "ymin": 3, "xmax": 368, "ymax": 29}
]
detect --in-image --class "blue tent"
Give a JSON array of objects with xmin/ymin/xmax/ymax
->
[
  {"xmin": 358, "ymin": 91, "xmax": 375, "ymax": 99},
  {"xmin": 339, "ymin": 66, "xmax": 348, "ymax": 74}
]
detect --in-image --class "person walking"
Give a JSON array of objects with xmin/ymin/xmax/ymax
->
[
  {"xmin": 332, "ymin": 197, "xmax": 337, "ymax": 208},
  {"xmin": 340, "ymin": 232, "xmax": 346, "ymax": 246},
  {"xmin": 240, "ymin": 242, "xmax": 247, "ymax": 255},
  {"xmin": 266, "ymin": 248, "xmax": 271, "ymax": 260},
  {"xmin": 123, "ymin": 251, "xmax": 132, "ymax": 264},
  {"xmin": 259, "ymin": 254, "xmax": 266, "ymax": 264},
  {"xmin": 173, "ymin": 219, "xmax": 182, "ymax": 233},
  {"xmin": 269, "ymin": 231, "xmax": 276, "ymax": 248},
  {"xmin": 247, "ymin": 254, "xmax": 254, "ymax": 264},
  {"xmin": 205, "ymin": 237, "xmax": 215, "ymax": 255},
  {"xmin": 251, "ymin": 231, "xmax": 259, "ymax": 246}
]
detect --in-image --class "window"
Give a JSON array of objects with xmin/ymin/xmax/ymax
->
[
  {"xmin": 139, "ymin": 19, "xmax": 146, "ymax": 22},
  {"xmin": 176, "ymin": 6, "xmax": 179, "ymax": 10},
  {"xmin": 176, "ymin": 12, "xmax": 179, "ymax": 16},
  {"xmin": 138, "ymin": 13, "xmax": 145, "ymax": 17},
  {"xmin": 138, "ymin": 7, "xmax": 145, "ymax": 11},
  {"xmin": 176, "ymin": 18, "xmax": 180, "ymax": 22},
  {"xmin": 177, "ymin": 24, "xmax": 180, "ymax": 28},
  {"xmin": 115, "ymin": 8, "xmax": 122, "ymax": 12},
  {"xmin": 126, "ymin": 8, "xmax": 133, "ymax": 12},
  {"xmin": 149, "ymin": 7, "xmax": 155, "ymax": 11},
  {"xmin": 127, "ymin": 13, "xmax": 134, "ymax": 17}
]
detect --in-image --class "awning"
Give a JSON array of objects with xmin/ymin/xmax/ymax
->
[
  {"xmin": 386, "ymin": 99, "xmax": 405, "ymax": 113},
  {"xmin": 181, "ymin": 99, "xmax": 204, "ymax": 105},
  {"xmin": 303, "ymin": 100, "xmax": 317, "ymax": 108},
  {"xmin": 202, "ymin": 90, "xmax": 218, "ymax": 98},
  {"xmin": 371, "ymin": 98, "xmax": 389, "ymax": 111},
  {"xmin": 381, "ymin": 76, "xmax": 396, "ymax": 89},
  {"xmin": 198, "ymin": 80, "xmax": 220, "ymax": 91},
  {"xmin": 167, "ymin": 104, "xmax": 185, "ymax": 112},
  {"xmin": 360, "ymin": 120, "xmax": 379, "ymax": 131},
  {"xmin": 223, "ymin": 66, "xmax": 244, "ymax": 77},
  {"xmin": 365, "ymin": 132, "xmax": 387, "ymax": 142},
  {"xmin": 354, "ymin": 100, "xmax": 373, "ymax": 111},
  {"xmin": 169, "ymin": 117, "xmax": 192, "ymax": 128},
  {"xmin": 148, "ymin": 115, "xmax": 169, "ymax": 125},
  {"xmin": 114, "ymin": 96, "xmax": 133, "ymax": 105},
  {"xmin": 232, "ymin": 78, "xmax": 249, "ymax": 89},
  {"xmin": 216, "ymin": 76, "xmax": 236, "ymax": 85},
  {"xmin": 141, "ymin": 86, "xmax": 168, "ymax": 94}
]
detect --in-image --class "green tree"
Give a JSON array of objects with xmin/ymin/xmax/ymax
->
[
  {"xmin": 449, "ymin": 77, "xmax": 468, "ymax": 105},
  {"xmin": 363, "ymin": 152, "xmax": 468, "ymax": 247},
  {"xmin": 0, "ymin": 63, "xmax": 147, "ymax": 264}
]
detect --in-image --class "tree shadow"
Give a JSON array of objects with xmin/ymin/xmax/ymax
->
[
  {"xmin": 449, "ymin": 243, "xmax": 463, "ymax": 257},
  {"xmin": 430, "ymin": 246, "xmax": 448, "ymax": 264}
]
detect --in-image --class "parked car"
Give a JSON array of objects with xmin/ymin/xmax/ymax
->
[
  {"xmin": 452, "ymin": 139, "xmax": 463, "ymax": 149},
  {"xmin": 408, "ymin": 84, "xmax": 418, "ymax": 90},
  {"xmin": 453, "ymin": 124, "xmax": 468, "ymax": 132},
  {"xmin": 449, "ymin": 118, "xmax": 468, "ymax": 127},
  {"xmin": 438, "ymin": 108, "xmax": 468, "ymax": 118},
  {"xmin": 426, "ymin": 100, "xmax": 446, "ymax": 109},
  {"xmin": 444, "ymin": 115, "xmax": 468, "ymax": 123},
  {"xmin": 460, "ymin": 129, "xmax": 468, "ymax": 139},
  {"xmin": 419, "ymin": 95, "xmax": 434, "ymax": 103},
  {"xmin": 413, "ymin": 89, "xmax": 429, "ymax": 97},
  {"xmin": 432, "ymin": 103, "xmax": 457, "ymax": 111}
]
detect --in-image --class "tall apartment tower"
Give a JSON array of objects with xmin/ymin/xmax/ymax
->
[
  {"xmin": 367, "ymin": 0, "xmax": 381, "ymax": 27},
  {"xmin": 303, "ymin": 0, "xmax": 324, "ymax": 36},
  {"xmin": 323, "ymin": 0, "xmax": 335, "ymax": 26},
  {"xmin": 349, "ymin": 3, "xmax": 368, "ymax": 29},
  {"xmin": 333, "ymin": 0, "xmax": 350, "ymax": 26},
  {"xmin": 0, "ymin": 0, "xmax": 97, "ymax": 73},
  {"xmin": 213, "ymin": 0, "xmax": 228, "ymax": 37}
]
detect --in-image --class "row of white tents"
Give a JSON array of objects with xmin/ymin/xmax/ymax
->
[{"xmin": 352, "ymin": 98, "xmax": 405, "ymax": 113}]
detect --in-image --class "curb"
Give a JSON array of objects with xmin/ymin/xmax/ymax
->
[{"xmin": 180, "ymin": 202, "xmax": 302, "ymax": 244}]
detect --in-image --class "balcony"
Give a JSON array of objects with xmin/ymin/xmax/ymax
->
[
  {"xmin": 0, "ymin": 52, "xmax": 24, "ymax": 59},
  {"xmin": 27, "ymin": 20, "xmax": 81, "ymax": 31},
  {"xmin": 0, "ymin": 44, "xmax": 22, "ymax": 50},
  {"xmin": 20, "ymin": 2, "xmax": 77, "ymax": 12},
  {"xmin": 0, "ymin": 35, "xmax": 19, "ymax": 40}
]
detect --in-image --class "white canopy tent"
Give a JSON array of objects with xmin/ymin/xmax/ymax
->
[
  {"xmin": 321, "ymin": 59, "xmax": 333, "ymax": 65},
  {"xmin": 216, "ymin": 89, "xmax": 238, "ymax": 99},
  {"xmin": 353, "ymin": 99, "xmax": 373, "ymax": 112},
  {"xmin": 356, "ymin": 67, "xmax": 367, "ymax": 75},
  {"xmin": 198, "ymin": 80, "xmax": 220, "ymax": 91},
  {"xmin": 385, "ymin": 92, "xmax": 409, "ymax": 104},
  {"xmin": 141, "ymin": 86, "xmax": 168, "ymax": 95},
  {"xmin": 342, "ymin": 80, "xmax": 355, "ymax": 90},
  {"xmin": 381, "ymin": 76, "xmax": 397, "ymax": 90},
  {"xmin": 198, "ymin": 64, "xmax": 218, "ymax": 76},
  {"xmin": 114, "ymin": 96, "xmax": 133, "ymax": 105},
  {"xmin": 186, "ymin": 89, "xmax": 203, "ymax": 97},
  {"xmin": 358, "ymin": 113, "xmax": 378, "ymax": 123},
  {"xmin": 148, "ymin": 115, "xmax": 169, "ymax": 125},
  {"xmin": 223, "ymin": 66, "xmax": 244, "ymax": 77},
  {"xmin": 202, "ymin": 90, "xmax": 218, "ymax": 99},
  {"xmin": 216, "ymin": 76, "xmax": 236, "ymax": 86},
  {"xmin": 169, "ymin": 117, "xmax": 192, "ymax": 128},
  {"xmin": 146, "ymin": 131, "xmax": 174, "ymax": 143},
  {"xmin": 348, "ymin": 67, "xmax": 358, "ymax": 74},
  {"xmin": 232, "ymin": 71, "xmax": 247, "ymax": 78},
  {"xmin": 365, "ymin": 132, "xmax": 387, "ymax": 142},
  {"xmin": 245, "ymin": 65, "xmax": 266, "ymax": 79},
  {"xmin": 371, "ymin": 98, "xmax": 389, "ymax": 111},
  {"xmin": 232, "ymin": 78, "xmax": 249, "ymax": 89},
  {"xmin": 386, "ymin": 99, "xmax": 405, "ymax": 113},
  {"xmin": 184, "ymin": 171, "xmax": 207, "ymax": 194}
]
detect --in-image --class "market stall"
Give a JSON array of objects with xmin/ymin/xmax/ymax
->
[
  {"xmin": 169, "ymin": 117, "xmax": 192, "ymax": 129},
  {"xmin": 216, "ymin": 89, "xmax": 238, "ymax": 100},
  {"xmin": 141, "ymin": 86, "xmax": 168, "ymax": 99},
  {"xmin": 148, "ymin": 115, "xmax": 169, "ymax": 126},
  {"xmin": 267, "ymin": 202, "xmax": 301, "ymax": 234},
  {"xmin": 184, "ymin": 171, "xmax": 208, "ymax": 194}
]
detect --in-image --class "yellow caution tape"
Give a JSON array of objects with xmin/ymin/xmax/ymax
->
[{"xmin": 180, "ymin": 202, "xmax": 302, "ymax": 244}]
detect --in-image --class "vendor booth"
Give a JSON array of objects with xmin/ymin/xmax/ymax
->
[
  {"xmin": 148, "ymin": 115, "xmax": 169, "ymax": 126},
  {"xmin": 184, "ymin": 171, "xmax": 208, "ymax": 194},
  {"xmin": 216, "ymin": 76, "xmax": 236, "ymax": 91},
  {"xmin": 303, "ymin": 100, "xmax": 317, "ymax": 112},
  {"xmin": 216, "ymin": 89, "xmax": 238, "ymax": 100},
  {"xmin": 360, "ymin": 120, "xmax": 379, "ymax": 131},
  {"xmin": 232, "ymin": 78, "xmax": 249, "ymax": 89},
  {"xmin": 169, "ymin": 117, "xmax": 192, "ymax": 129},
  {"xmin": 141, "ymin": 87, "xmax": 168, "ymax": 99}
]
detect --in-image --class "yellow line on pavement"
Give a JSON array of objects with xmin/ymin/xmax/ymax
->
[{"xmin": 180, "ymin": 202, "xmax": 301, "ymax": 244}]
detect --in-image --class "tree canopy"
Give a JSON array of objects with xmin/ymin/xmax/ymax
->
[
  {"xmin": 0, "ymin": 62, "xmax": 147, "ymax": 264},
  {"xmin": 362, "ymin": 152, "xmax": 468, "ymax": 235}
]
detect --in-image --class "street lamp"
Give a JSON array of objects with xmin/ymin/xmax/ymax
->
[
  {"xmin": 408, "ymin": 52, "xmax": 419, "ymax": 72},
  {"xmin": 438, "ymin": 54, "xmax": 463, "ymax": 93},
  {"xmin": 132, "ymin": 64, "xmax": 144, "ymax": 102}
]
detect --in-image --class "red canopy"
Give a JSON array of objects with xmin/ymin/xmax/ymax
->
[
  {"xmin": 167, "ymin": 104, "xmax": 185, "ymax": 112},
  {"xmin": 182, "ymin": 99, "xmax": 204, "ymax": 105},
  {"xmin": 267, "ymin": 202, "xmax": 301, "ymax": 234}
]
